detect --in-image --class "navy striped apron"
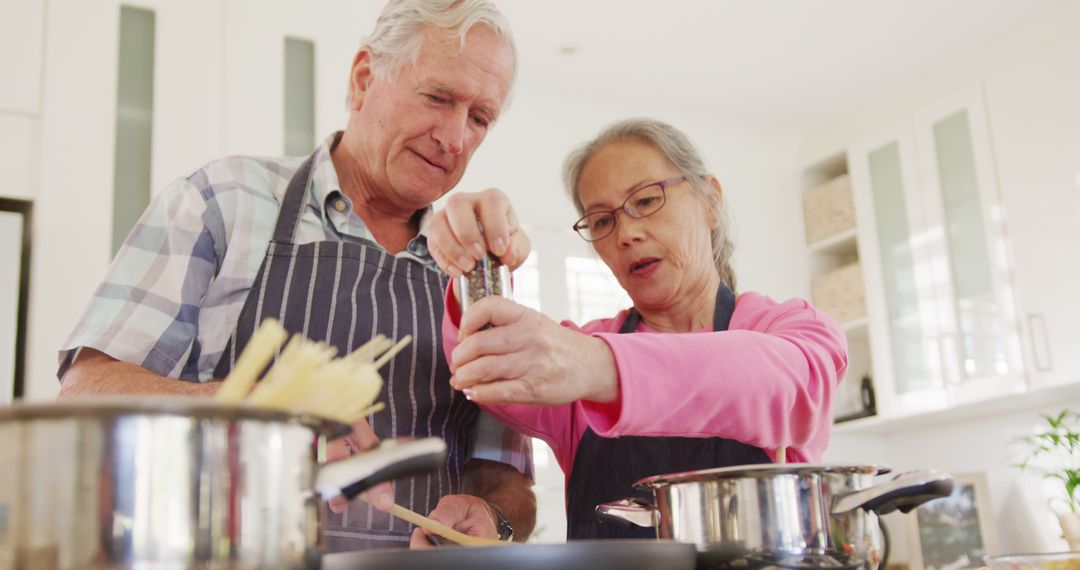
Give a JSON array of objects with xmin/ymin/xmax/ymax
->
[
  {"xmin": 214, "ymin": 150, "xmax": 478, "ymax": 551},
  {"xmin": 566, "ymin": 284, "xmax": 772, "ymax": 540}
]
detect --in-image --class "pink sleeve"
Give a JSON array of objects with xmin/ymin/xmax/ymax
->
[
  {"xmin": 580, "ymin": 293, "xmax": 847, "ymax": 462},
  {"xmin": 441, "ymin": 286, "xmax": 578, "ymax": 472}
]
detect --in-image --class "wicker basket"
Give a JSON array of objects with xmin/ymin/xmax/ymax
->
[
  {"xmin": 811, "ymin": 261, "xmax": 865, "ymax": 324},
  {"xmin": 803, "ymin": 174, "xmax": 855, "ymax": 244}
]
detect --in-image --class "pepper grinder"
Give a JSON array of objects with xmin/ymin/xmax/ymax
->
[{"xmin": 457, "ymin": 252, "xmax": 512, "ymax": 313}]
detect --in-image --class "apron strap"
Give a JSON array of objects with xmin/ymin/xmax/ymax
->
[
  {"xmin": 617, "ymin": 283, "xmax": 737, "ymax": 334},
  {"xmin": 271, "ymin": 152, "xmax": 319, "ymax": 243}
]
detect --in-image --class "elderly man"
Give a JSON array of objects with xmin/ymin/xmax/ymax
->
[{"xmin": 57, "ymin": 0, "xmax": 535, "ymax": 551}]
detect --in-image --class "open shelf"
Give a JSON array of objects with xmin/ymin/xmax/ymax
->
[
  {"xmin": 841, "ymin": 317, "xmax": 868, "ymax": 333},
  {"xmin": 807, "ymin": 227, "xmax": 857, "ymax": 256}
]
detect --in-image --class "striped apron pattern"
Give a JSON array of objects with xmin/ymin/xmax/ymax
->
[{"xmin": 214, "ymin": 150, "xmax": 478, "ymax": 551}]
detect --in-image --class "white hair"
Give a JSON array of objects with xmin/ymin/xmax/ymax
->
[
  {"xmin": 563, "ymin": 118, "xmax": 738, "ymax": 291},
  {"xmin": 364, "ymin": 0, "xmax": 517, "ymax": 87}
]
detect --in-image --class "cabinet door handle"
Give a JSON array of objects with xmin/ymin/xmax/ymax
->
[{"xmin": 1027, "ymin": 314, "xmax": 1053, "ymax": 372}]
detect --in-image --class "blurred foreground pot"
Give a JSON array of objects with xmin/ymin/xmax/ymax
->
[{"xmin": 0, "ymin": 398, "xmax": 445, "ymax": 569}]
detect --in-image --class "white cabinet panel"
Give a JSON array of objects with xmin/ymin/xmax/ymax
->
[
  {"xmin": 0, "ymin": 0, "xmax": 45, "ymax": 114},
  {"xmin": 985, "ymin": 33, "xmax": 1080, "ymax": 388}
]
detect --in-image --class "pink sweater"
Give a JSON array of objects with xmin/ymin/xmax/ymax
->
[{"xmin": 442, "ymin": 291, "xmax": 848, "ymax": 486}]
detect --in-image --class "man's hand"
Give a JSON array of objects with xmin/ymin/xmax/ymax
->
[
  {"xmin": 426, "ymin": 188, "xmax": 531, "ymax": 278},
  {"xmin": 326, "ymin": 416, "xmax": 394, "ymax": 513},
  {"xmin": 408, "ymin": 494, "xmax": 499, "ymax": 549}
]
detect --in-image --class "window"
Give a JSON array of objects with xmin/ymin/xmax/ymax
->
[
  {"xmin": 112, "ymin": 6, "xmax": 155, "ymax": 254},
  {"xmin": 565, "ymin": 256, "xmax": 632, "ymax": 324},
  {"xmin": 284, "ymin": 37, "xmax": 316, "ymax": 155},
  {"xmin": 0, "ymin": 199, "xmax": 31, "ymax": 404}
]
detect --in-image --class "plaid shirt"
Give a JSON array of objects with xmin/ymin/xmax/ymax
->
[{"xmin": 60, "ymin": 132, "xmax": 532, "ymax": 477}]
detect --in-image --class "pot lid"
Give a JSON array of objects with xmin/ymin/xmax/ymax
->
[
  {"xmin": 0, "ymin": 396, "xmax": 351, "ymax": 438},
  {"xmin": 634, "ymin": 463, "xmax": 891, "ymax": 488}
]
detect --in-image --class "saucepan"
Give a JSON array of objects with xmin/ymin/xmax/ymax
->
[
  {"xmin": 597, "ymin": 464, "xmax": 954, "ymax": 569},
  {"xmin": 0, "ymin": 398, "xmax": 446, "ymax": 569}
]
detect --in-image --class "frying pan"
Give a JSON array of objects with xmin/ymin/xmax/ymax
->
[{"xmin": 321, "ymin": 539, "xmax": 698, "ymax": 570}]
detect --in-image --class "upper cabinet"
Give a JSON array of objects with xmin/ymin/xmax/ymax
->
[
  {"xmin": 983, "ymin": 34, "xmax": 1080, "ymax": 391},
  {"xmin": 848, "ymin": 86, "xmax": 1025, "ymax": 417}
]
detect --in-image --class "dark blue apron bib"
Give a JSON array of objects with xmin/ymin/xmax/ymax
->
[
  {"xmin": 565, "ymin": 284, "xmax": 771, "ymax": 540},
  {"xmin": 214, "ymin": 150, "xmax": 478, "ymax": 551}
]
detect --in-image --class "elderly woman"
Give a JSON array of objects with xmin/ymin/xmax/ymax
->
[{"xmin": 424, "ymin": 118, "xmax": 847, "ymax": 540}]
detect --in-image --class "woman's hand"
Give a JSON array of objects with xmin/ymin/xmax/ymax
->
[
  {"xmin": 426, "ymin": 188, "xmax": 531, "ymax": 278},
  {"xmin": 449, "ymin": 296, "xmax": 619, "ymax": 405}
]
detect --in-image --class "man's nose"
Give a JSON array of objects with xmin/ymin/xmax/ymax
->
[{"xmin": 433, "ymin": 109, "xmax": 468, "ymax": 155}]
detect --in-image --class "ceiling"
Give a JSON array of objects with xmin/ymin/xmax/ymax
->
[{"xmin": 501, "ymin": 0, "xmax": 1068, "ymax": 132}]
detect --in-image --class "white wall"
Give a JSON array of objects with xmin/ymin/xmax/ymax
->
[{"xmin": 0, "ymin": 0, "xmax": 44, "ymax": 203}]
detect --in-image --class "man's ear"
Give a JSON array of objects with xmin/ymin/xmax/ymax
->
[
  {"xmin": 707, "ymin": 176, "xmax": 724, "ymax": 230},
  {"xmin": 347, "ymin": 48, "xmax": 375, "ymax": 111}
]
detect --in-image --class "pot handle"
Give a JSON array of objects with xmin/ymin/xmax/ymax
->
[
  {"xmin": 831, "ymin": 470, "xmax": 954, "ymax": 515},
  {"xmin": 595, "ymin": 498, "xmax": 658, "ymax": 528},
  {"xmin": 314, "ymin": 437, "xmax": 446, "ymax": 501}
]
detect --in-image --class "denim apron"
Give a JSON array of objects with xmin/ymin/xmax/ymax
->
[
  {"xmin": 214, "ymin": 150, "xmax": 477, "ymax": 550},
  {"xmin": 565, "ymin": 284, "xmax": 771, "ymax": 540}
]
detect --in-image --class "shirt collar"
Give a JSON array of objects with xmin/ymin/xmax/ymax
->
[{"xmin": 306, "ymin": 131, "xmax": 437, "ymax": 264}]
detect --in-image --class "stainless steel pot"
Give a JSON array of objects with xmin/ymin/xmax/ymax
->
[
  {"xmin": 323, "ymin": 540, "xmax": 700, "ymax": 570},
  {"xmin": 597, "ymin": 464, "xmax": 954, "ymax": 569},
  {"xmin": 0, "ymin": 398, "xmax": 447, "ymax": 569}
]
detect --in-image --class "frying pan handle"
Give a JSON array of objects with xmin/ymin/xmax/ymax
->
[
  {"xmin": 314, "ymin": 437, "xmax": 446, "ymax": 501},
  {"xmin": 831, "ymin": 470, "xmax": 954, "ymax": 515},
  {"xmin": 596, "ymin": 498, "xmax": 658, "ymax": 528}
]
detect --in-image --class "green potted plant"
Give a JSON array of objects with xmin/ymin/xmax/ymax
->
[{"xmin": 1015, "ymin": 409, "xmax": 1080, "ymax": 550}]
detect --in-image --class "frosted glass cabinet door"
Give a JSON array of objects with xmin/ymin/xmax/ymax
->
[
  {"xmin": 850, "ymin": 126, "xmax": 947, "ymax": 415},
  {"xmin": 915, "ymin": 89, "xmax": 1024, "ymax": 398},
  {"xmin": 0, "ymin": 211, "xmax": 22, "ymax": 404},
  {"xmin": 865, "ymin": 140, "xmax": 941, "ymax": 399}
]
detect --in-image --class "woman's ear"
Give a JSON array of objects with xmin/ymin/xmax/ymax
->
[
  {"xmin": 346, "ymin": 48, "xmax": 375, "ymax": 111},
  {"xmin": 707, "ymin": 176, "xmax": 723, "ymax": 230}
]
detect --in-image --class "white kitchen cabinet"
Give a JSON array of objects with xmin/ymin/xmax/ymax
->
[
  {"xmin": 848, "ymin": 86, "xmax": 1025, "ymax": 418},
  {"xmin": 984, "ymin": 34, "xmax": 1080, "ymax": 391},
  {"xmin": 800, "ymin": 155, "xmax": 879, "ymax": 423}
]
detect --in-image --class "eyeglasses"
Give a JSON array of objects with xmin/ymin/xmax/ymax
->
[{"xmin": 572, "ymin": 176, "xmax": 688, "ymax": 242}]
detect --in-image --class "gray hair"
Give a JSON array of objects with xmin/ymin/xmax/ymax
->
[
  {"xmin": 364, "ymin": 0, "xmax": 517, "ymax": 87},
  {"xmin": 563, "ymin": 118, "xmax": 738, "ymax": 291}
]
